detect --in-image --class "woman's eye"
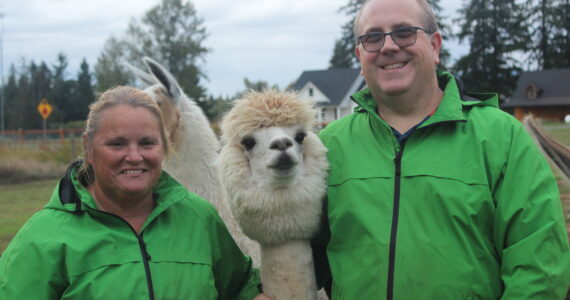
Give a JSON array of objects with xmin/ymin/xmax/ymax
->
[
  {"xmin": 108, "ymin": 141, "xmax": 123, "ymax": 148},
  {"xmin": 241, "ymin": 137, "xmax": 256, "ymax": 151},
  {"xmin": 142, "ymin": 141, "xmax": 155, "ymax": 147}
]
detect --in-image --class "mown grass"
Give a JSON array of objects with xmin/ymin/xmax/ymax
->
[
  {"xmin": 0, "ymin": 179, "xmax": 58, "ymax": 253},
  {"xmin": 542, "ymin": 123, "xmax": 570, "ymax": 146},
  {"xmin": 0, "ymin": 139, "xmax": 79, "ymax": 184},
  {"xmin": 0, "ymin": 139, "xmax": 78, "ymax": 253}
]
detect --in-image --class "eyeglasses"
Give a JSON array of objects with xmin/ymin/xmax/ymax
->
[{"xmin": 357, "ymin": 26, "xmax": 431, "ymax": 52}]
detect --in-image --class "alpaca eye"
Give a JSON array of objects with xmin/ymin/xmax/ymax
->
[
  {"xmin": 241, "ymin": 137, "xmax": 256, "ymax": 151},
  {"xmin": 295, "ymin": 132, "xmax": 306, "ymax": 144}
]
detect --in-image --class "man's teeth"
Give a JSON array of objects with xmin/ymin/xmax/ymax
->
[
  {"xmin": 383, "ymin": 63, "xmax": 406, "ymax": 70},
  {"xmin": 123, "ymin": 170, "xmax": 144, "ymax": 174}
]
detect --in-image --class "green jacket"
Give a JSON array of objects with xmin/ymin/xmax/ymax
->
[
  {"xmin": 314, "ymin": 72, "xmax": 570, "ymax": 299},
  {"xmin": 0, "ymin": 162, "xmax": 260, "ymax": 300}
]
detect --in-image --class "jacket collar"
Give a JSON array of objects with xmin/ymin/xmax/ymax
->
[
  {"xmin": 351, "ymin": 71, "xmax": 499, "ymax": 127},
  {"xmin": 47, "ymin": 161, "xmax": 187, "ymax": 217}
]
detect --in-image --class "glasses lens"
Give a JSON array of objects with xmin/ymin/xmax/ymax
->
[
  {"xmin": 361, "ymin": 32, "xmax": 384, "ymax": 52},
  {"xmin": 393, "ymin": 27, "xmax": 418, "ymax": 47}
]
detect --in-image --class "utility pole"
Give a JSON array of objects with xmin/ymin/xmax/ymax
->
[{"xmin": 0, "ymin": 10, "xmax": 5, "ymax": 132}]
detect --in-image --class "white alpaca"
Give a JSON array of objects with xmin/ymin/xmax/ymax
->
[
  {"xmin": 128, "ymin": 57, "xmax": 259, "ymax": 264},
  {"xmin": 219, "ymin": 90, "xmax": 329, "ymax": 300}
]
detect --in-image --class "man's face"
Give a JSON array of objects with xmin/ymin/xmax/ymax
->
[{"xmin": 355, "ymin": 0, "xmax": 442, "ymax": 99}]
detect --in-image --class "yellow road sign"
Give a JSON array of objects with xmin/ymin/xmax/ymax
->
[{"xmin": 37, "ymin": 99, "xmax": 53, "ymax": 120}]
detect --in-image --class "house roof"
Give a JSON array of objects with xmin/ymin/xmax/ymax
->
[
  {"xmin": 502, "ymin": 68, "xmax": 570, "ymax": 108},
  {"xmin": 293, "ymin": 68, "xmax": 361, "ymax": 105}
]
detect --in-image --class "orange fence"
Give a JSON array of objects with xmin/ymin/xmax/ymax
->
[{"xmin": 0, "ymin": 128, "xmax": 83, "ymax": 145}]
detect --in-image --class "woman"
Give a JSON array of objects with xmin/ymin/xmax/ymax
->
[{"xmin": 0, "ymin": 86, "xmax": 268, "ymax": 299}]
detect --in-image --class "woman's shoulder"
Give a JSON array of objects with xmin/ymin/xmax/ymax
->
[{"xmin": 2, "ymin": 208, "xmax": 71, "ymax": 256}]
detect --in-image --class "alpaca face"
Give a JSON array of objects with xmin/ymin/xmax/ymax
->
[{"xmin": 240, "ymin": 125, "xmax": 307, "ymax": 187}]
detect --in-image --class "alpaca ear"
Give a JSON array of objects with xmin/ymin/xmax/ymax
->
[
  {"xmin": 143, "ymin": 57, "xmax": 183, "ymax": 100},
  {"xmin": 121, "ymin": 59, "xmax": 157, "ymax": 87}
]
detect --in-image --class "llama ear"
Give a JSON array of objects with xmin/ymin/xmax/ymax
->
[
  {"xmin": 143, "ymin": 57, "xmax": 182, "ymax": 99},
  {"xmin": 121, "ymin": 59, "xmax": 157, "ymax": 87}
]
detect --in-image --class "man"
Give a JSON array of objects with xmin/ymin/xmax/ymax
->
[{"xmin": 312, "ymin": 0, "xmax": 570, "ymax": 298}]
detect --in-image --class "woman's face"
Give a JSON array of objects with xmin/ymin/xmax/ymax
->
[{"xmin": 86, "ymin": 104, "xmax": 164, "ymax": 201}]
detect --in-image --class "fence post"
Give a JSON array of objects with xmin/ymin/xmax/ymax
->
[
  {"xmin": 18, "ymin": 128, "xmax": 23, "ymax": 145},
  {"xmin": 70, "ymin": 133, "xmax": 76, "ymax": 162},
  {"xmin": 59, "ymin": 128, "xmax": 64, "ymax": 144}
]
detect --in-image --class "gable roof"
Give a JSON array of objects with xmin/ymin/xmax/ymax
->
[
  {"xmin": 503, "ymin": 68, "xmax": 570, "ymax": 108},
  {"xmin": 293, "ymin": 68, "xmax": 361, "ymax": 105}
]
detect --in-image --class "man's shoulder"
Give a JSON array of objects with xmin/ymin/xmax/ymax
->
[
  {"xmin": 465, "ymin": 102, "xmax": 521, "ymax": 129},
  {"xmin": 320, "ymin": 112, "xmax": 366, "ymax": 142}
]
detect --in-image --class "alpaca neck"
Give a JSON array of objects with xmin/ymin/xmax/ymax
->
[
  {"xmin": 163, "ymin": 100, "xmax": 221, "ymax": 202},
  {"xmin": 260, "ymin": 240, "xmax": 317, "ymax": 300}
]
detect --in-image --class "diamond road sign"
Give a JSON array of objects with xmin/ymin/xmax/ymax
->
[{"xmin": 37, "ymin": 99, "xmax": 53, "ymax": 120}]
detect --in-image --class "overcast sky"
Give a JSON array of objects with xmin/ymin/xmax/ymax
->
[{"xmin": 2, "ymin": 0, "xmax": 466, "ymax": 97}]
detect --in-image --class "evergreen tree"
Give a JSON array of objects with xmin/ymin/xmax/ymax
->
[
  {"xmin": 3, "ymin": 64, "xmax": 20, "ymax": 129},
  {"xmin": 329, "ymin": 0, "xmax": 365, "ymax": 69},
  {"xmin": 328, "ymin": 0, "xmax": 451, "ymax": 69},
  {"xmin": 453, "ymin": 0, "xmax": 529, "ymax": 101},
  {"xmin": 30, "ymin": 61, "xmax": 52, "ymax": 107},
  {"xmin": 72, "ymin": 58, "xmax": 95, "ymax": 121},
  {"xmin": 14, "ymin": 62, "xmax": 37, "ymax": 129},
  {"xmin": 526, "ymin": 0, "xmax": 570, "ymax": 69},
  {"xmin": 51, "ymin": 52, "xmax": 75, "ymax": 124}
]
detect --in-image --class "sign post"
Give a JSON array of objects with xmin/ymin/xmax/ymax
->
[{"xmin": 37, "ymin": 99, "xmax": 53, "ymax": 139}]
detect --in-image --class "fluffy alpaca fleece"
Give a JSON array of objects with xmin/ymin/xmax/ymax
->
[
  {"xmin": 128, "ymin": 57, "xmax": 259, "ymax": 264},
  {"xmin": 219, "ymin": 90, "xmax": 329, "ymax": 300}
]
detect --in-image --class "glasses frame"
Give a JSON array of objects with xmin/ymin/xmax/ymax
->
[{"xmin": 357, "ymin": 26, "xmax": 431, "ymax": 52}]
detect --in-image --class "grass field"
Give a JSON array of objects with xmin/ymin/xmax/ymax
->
[{"xmin": 0, "ymin": 179, "xmax": 58, "ymax": 252}]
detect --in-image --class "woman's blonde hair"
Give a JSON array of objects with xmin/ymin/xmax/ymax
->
[{"xmin": 77, "ymin": 86, "xmax": 170, "ymax": 185}]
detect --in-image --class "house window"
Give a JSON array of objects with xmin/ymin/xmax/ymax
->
[
  {"xmin": 309, "ymin": 88, "xmax": 314, "ymax": 97},
  {"xmin": 525, "ymin": 84, "xmax": 541, "ymax": 100}
]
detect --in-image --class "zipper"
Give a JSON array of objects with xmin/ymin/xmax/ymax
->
[
  {"xmin": 94, "ymin": 210, "xmax": 155, "ymax": 300},
  {"xmin": 137, "ymin": 233, "xmax": 155, "ymax": 300},
  {"xmin": 387, "ymin": 141, "xmax": 406, "ymax": 300}
]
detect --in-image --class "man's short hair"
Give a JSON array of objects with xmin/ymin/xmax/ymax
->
[{"xmin": 353, "ymin": 0, "xmax": 439, "ymax": 42}]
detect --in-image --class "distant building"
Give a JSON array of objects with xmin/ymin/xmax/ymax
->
[
  {"xmin": 293, "ymin": 68, "xmax": 365, "ymax": 126},
  {"xmin": 502, "ymin": 68, "xmax": 570, "ymax": 121}
]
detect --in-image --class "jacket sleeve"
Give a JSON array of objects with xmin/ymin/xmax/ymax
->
[
  {"xmin": 493, "ymin": 124, "xmax": 570, "ymax": 299},
  {"xmin": 207, "ymin": 207, "xmax": 261, "ymax": 300},
  {"xmin": 0, "ymin": 214, "xmax": 67, "ymax": 299}
]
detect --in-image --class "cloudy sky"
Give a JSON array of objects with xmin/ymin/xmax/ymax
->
[{"xmin": 2, "ymin": 0, "xmax": 466, "ymax": 97}]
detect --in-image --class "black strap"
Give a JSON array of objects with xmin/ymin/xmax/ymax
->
[{"xmin": 58, "ymin": 160, "xmax": 83, "ymax": 214}]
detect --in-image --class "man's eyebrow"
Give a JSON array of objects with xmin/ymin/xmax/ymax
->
[
  {"xmin": 392, "ymin": 22, "xmax": 415, "ymax": 29},
  {"xmin": 364, "ymin": 22, "xmax": 415, "ymax": 33}
]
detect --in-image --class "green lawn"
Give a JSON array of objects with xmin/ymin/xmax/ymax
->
[
  {"xmin": 543, "ymin": 123, "xmax": 570, "ymax": 146},
  {"xmin": 0, "ymin": 179, "xmax": 57, "ymax": 253}
]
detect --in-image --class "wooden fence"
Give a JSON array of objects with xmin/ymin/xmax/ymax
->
[{"xmin": 0, "ymin": 128, "xmax": 83, "ymax": 145}]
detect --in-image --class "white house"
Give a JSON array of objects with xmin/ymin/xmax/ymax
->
[{"xmin": 293, "ymin": 68, "xmax": 365, "ymax": 126}]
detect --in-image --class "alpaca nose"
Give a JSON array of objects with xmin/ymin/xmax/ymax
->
[{"xmin": 269, "ymin": 137, "xmax": 293, "ymax": 151}]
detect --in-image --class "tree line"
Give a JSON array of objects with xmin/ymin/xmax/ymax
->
[
  {"xmin": 2, "ymin": 0, "xmax": 569, "ymax": 130},
  {"xmin": 330, "ymin": 0, "xmax": 570, "ymax": 101}
]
